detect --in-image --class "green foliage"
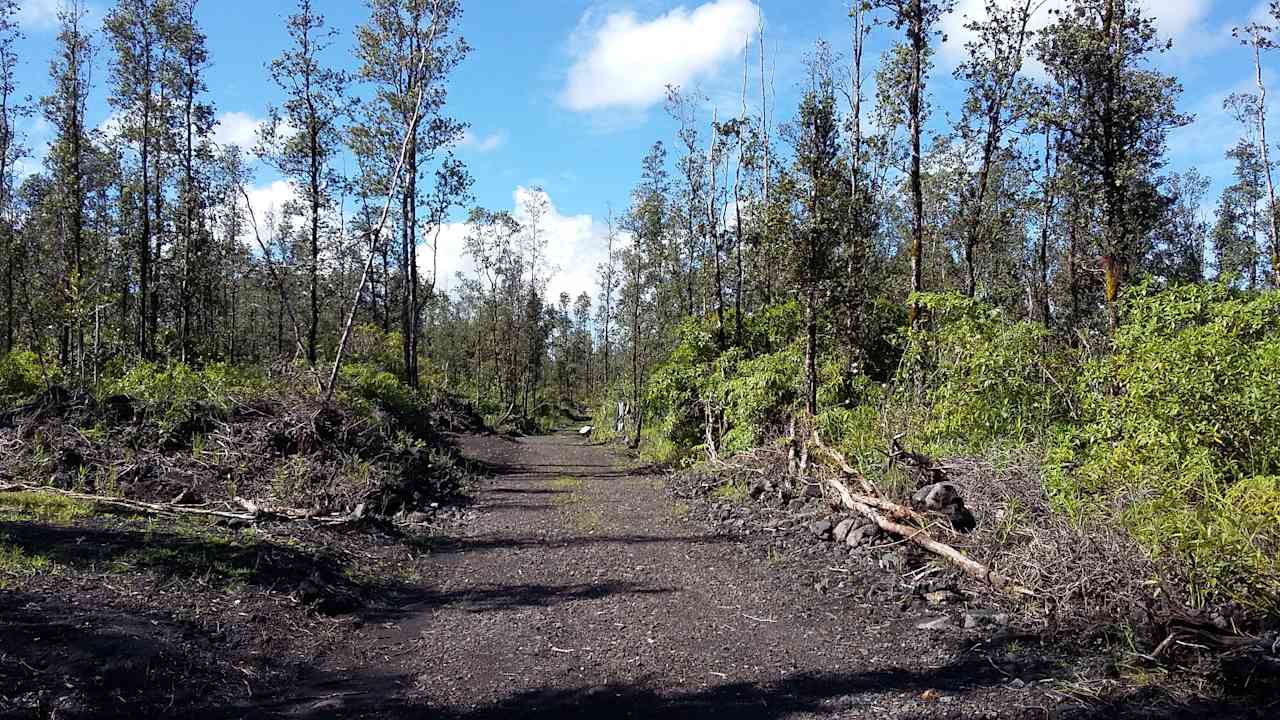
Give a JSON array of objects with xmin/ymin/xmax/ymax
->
[
  {"xmin": 646, "ymin": 302, "xmax": 805, "ymax": 458},
  {"xmin": 0, "ymin": 351, "xmax": 58, "ymax": 406},
  {"xmin": 339, "ymin": 362, "xmax": 422, "ymax": 415},
  {"xmin": 1046, "ymin": 283, "xmax": 1280, "ymax": 609},
  {"xmin": 0, "ymin": 491, "xmax": 94, "ymax": 523},
  {"xmin": 106, "ymin": 362, "xmax": 271, "ymax": 431},
  {"xmin": 0, "ymin": 537, "xmax": 54, "ymax": 587},
  {"xmin": 899, "ymin": 292, "xmax": 1076, "ymax": 453},
  {"xmin": 711, "ymin": 479, "xmax": 749, "ymax": 504}
]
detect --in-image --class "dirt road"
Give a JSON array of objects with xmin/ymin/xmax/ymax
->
[{"xmin": 262, "ymin": 430, "xmax": 1099, "ymax": 720}]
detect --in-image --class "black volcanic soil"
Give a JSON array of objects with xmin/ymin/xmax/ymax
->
[{"xmin": 3, "ymin": 430, "xmax": 1274, "ymax": 719}]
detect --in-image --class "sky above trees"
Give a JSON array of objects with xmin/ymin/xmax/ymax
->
[{"xmin": 6, "ymin": 0, "xmax": 1270, "ymax": 300}]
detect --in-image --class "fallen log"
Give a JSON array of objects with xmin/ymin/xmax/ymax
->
[
  {"xmin": 808, "ymin": 433, "xmax": 1031, "ymax": 598},
  {"xmin": 824, "ymin": 474, "xmax": 1033, "ymax": 598},
  {"xmin": 0, "ymin": 483, "xmax": 358, "ymax": 527},
  {"xmin": 810, "ymin": 433, "xmax": 930, "ymax": 526}
]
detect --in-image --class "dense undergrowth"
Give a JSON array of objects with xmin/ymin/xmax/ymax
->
[
  {"xmin": 626, "ymin": 282, "xmax": 1280, "ymax": 616},
  {"xmin": 0, "ymin": 324, "xmax": 486, "ymax": 518}
]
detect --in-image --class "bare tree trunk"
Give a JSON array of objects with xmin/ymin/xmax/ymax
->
[
  {"xmin": 1038, "ymin": 129, "xmax": 1056, "ymax": 326},
  {"xmin": 707, "ymin": 108, "xmax": 725, "ymax": 350},
  {"xmin": 1252, "ymin": 37, "xmax": 1280, "ymax": 287},
  {"xmin": 846, "ymin": 1, "xmax": 866, "ymax": 373},
  {"xmin": 759, "ymin": 19, "xmax": 772, "ymax": 307},
  {"xmin": 907, "ymin": 0, "xmax": 925, "ymax": 328}
]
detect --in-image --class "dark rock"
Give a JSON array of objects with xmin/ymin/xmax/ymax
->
[
  {"xmin": 916, "ymin": 616, "xmax": 955, "ymax": 631},
  {"xmin": 170, "ymin": 487, "xmax": 202, "ymax": 505},
  {"xmin": 833, "ymin": 518, "xmax": 858, "ymax": 543},
  {"xmin": 808, "ymin": 519, "xmax": 834, "ymax": 539},
  {"xmin": 846, "ymin": 524, "xmax": 882, "ymax": 548},
  {"xmin": 947, "ymin": 504, "xmax": 977, "ymax": 533},
  {"xmin": 912, "ymin": 482, "xmax": 960, "ymax": 511},
  {"xmin": 962, "ymin": 611, "xmax": 1010, "ymax": 629},
  {"xmin": 879, "ymin": 548, "xmax": 908, "ymax": 574}
]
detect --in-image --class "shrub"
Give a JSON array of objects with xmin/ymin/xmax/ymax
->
[
  {"xmin": 0, "ymin": 351, "xmax": 57, "ymax": 406},
  {"xmin": 106, "ymin": 362, "xmax": 270, "ymax": 430},
  {"xmin": 1045, "ymin": 282, "xmax": 1280, "ymax": 610},
  {"xmin": 339, "ymin": 362, "xmax": 422, "ymax": 415},
  {"xmin": 646, "ymin": 303, "xmax": 805, "ymax": 458},
  {"xmin": 898, "ymin": 292, "xmax": 1077, "ymax": 453}
]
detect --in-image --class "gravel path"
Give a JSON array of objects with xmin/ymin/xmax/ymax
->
[
  {"xmin": 294, "ymin": 430, "xmax": 1051, "ymax": 720},
  {"xmin": 252, "ymin": 431, "xmax": 1262, "ymax": 720}
]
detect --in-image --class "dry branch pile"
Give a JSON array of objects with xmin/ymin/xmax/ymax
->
[
  {"xmin": 674, "ymin": 434, "xmax": 1280, "ymax": 663},
  {"xmin": 0, "ymin": 386, "xmax": 476, "ymax": 526}
]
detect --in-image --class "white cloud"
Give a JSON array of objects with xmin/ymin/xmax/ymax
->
[
  {"xmin": 561, "ymin": 0, "xmax": 760, "ymax": 112},
  {"xmin": 239, "ymin": 179, "xmax": 301, "ymax": 244},
  {"xmin": 429, "ymin": 186, "xmax": 625, "ymax": 304},
  {"xmin": 455, "ymin": 128, "xmax": 508, "ymax": 153},
  {"xmin": 18, "ymin": 0, "xmax": 63, "ymax": 29},
  {"xmin": 213, "ymin": 110, "xmax": 265, "ymax": 151},
  {"xmin": 940, "ymin": 0, "xmax": 1213, "ymax": 67}
]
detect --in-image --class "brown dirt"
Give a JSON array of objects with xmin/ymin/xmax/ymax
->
[{"xmin": 4, "ymin": 430, "xmax": 1275, "ymax": 719}]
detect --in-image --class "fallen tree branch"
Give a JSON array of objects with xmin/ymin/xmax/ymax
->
[
  {"xmin": 0, "ymin": 484, "xmax": 361, "ymax": 527},
  {"xmin": 824, "ymin": 475, "xmax": 1033, "ymax": 598},
  {"xmin": 810, "ymin": 432, "xmax": 930, "ymax": 525}
]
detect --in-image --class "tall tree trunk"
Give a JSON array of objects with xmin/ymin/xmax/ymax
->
[
  {"xmin": 1251, "ymin": 38, "xmax": 1280, "ymax": 287},
  {"xmin": 708, "ymin": 109, "xmax": 725, "ymax": 350},
  {"xmin": 1038, "ymin": 129, "xmax": 1056, "ymax": 327},
  {"xmin": 907, "ymin": 0, "xmax": 925, "ymax": 327},
  {"xmin": 307, "ymin": 107, "xmax": 320, "ymax": 365},
  {"xmin": 846, "ymin": 1, "xmax": 866, "ymax": 374}
]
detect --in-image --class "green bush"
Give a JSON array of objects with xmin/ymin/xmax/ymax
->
[
  {"xmin": 1045, "ymin": 283, "xmax": 1280, "ymax": 610},
  {"xmin": 106, "ymin": 362, "xmax": 270, "ymax": 429},
  {"xmin": 339, "ymin": 362, "xmax": 422, "ymax": 415},
  {"xmin": 646, "ymin": 302, "xmax": 806, "ymax": 457},
  {"xmin": 0, "ymin": 351, "xmax": 56, "ymax": 406},
  {"xmin": 898, "ymin": 292, "xmax": 1077, "ymax": 453}
]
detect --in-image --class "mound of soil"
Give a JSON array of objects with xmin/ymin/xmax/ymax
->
[{"xmin": 0, "ymin": 386, "xmax": 480, "ymax": 521}]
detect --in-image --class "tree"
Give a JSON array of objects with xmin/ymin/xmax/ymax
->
[
  {"xmin": 1213, "ymin": 139, "xmax": 1266, "ymax": 286},
  {"xmin": 953, "ymin": 0, "xmax": 1035, "ymax": 299},
  {"xmin": 620, "ymin": 143, "xmax": 668, "ymax": 448},
  {"xmin": 880, "ymin": 0, "xmax": 954, "ymax": 325},
  {"xmin": 0, "ymin": 0, "xmax": 27, "ymax": 353},
  {"xmin": 595, "ymin": 207, "xmax": 620, "ymax": 392},
  {"xmin": 1233, "ymin": 17, "xmax": 1280, "ymax": 286},
  {"xmin": 355, "ymin": 0, "xmax": 469, "ymax": 388},
  {"xmin": 786, "ymin": 44, "xmax": 846, "ymax": 416},
  {"xmin": 259, "ymin": 0, "xmax": 350, "ymax": 366},
  {"xmin": 1036, "ymin": 0, "xmax": 1190, "ymax": 331},
  {"xmin": 45, "ymin": 1, "xmax": 95, "ymax": 367},
  {"xmin": 172, "ymin": 0, "xmax": 214, "ymax": 360}
]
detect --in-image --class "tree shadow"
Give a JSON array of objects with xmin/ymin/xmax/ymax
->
[
  {"xmin": 202, "ymin": 649, "xmax": 1278, "ymax": 720},
  {"xmin": 420, "ymin": 531, "xmax": 733, "ymax": 556},
  {"xmin": 0, "ymin": 519, "xmax": 408, "ymax": 615},
  {"xmin": 390, "ymin": 581, "xmax": 676, "ymax": 615},
  {"xmin": 0, "ymin": 587, "xmax": 355, "ymax": 720}
]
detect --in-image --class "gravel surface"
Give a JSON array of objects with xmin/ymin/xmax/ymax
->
[
  {"xmin": 7, "ymin": 430, "xmax": 1274, "ymax": 719},
  {"xmin": 263, "ymin": 430, "xmax": 1272, "ymax": 719}
]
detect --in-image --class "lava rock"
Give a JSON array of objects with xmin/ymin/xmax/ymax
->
[
  {"xmin": 846, "ymin": 523, "xmax": 882, "ymax": 548},
  {"xmin": 912, "ymin": 482, "xmax": 960, "ymax": 511},
  {"xmin": 833, "ymin": 518, "xmax": 859, "ymax": 543},
  {"xmin": 916, "ymin": 616, "xmax": 955, "ymax": 631},
  {"xmin": 808, "ymin": 519, "xmax": 834, "ymax": 539}
]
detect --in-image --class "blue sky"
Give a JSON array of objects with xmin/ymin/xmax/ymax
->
[{"xmin": 9, "ymin": 0, "xmax": 1275, "ymax": 300}]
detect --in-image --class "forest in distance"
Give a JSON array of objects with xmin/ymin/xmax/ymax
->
[{"xmin": 0, "ymin": 0, "xmax": 1279, "ymax": 716}]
